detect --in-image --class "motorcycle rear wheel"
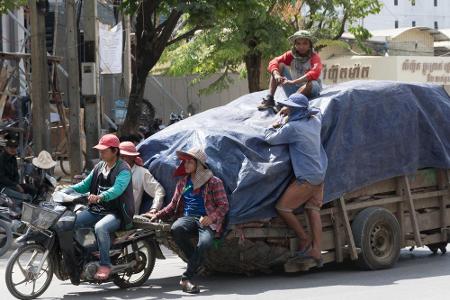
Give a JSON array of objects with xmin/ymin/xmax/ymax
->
[
  {"xmin": 0, "ymin": 219, "xmax": 12, "ymax": 257},
  {"xmin": 5, "ymin": 244, "xmax": 53, "ymax": 300},
  {"xmin": 113, "ymin": 240, "xmax": 156, "ymax": 289}
]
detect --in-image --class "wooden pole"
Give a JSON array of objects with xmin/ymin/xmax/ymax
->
[
  {"xmin": 82, "ymin": 0, "xmax": 101, "ymax": 167},
  {"xmin": 401, "ymin": 176, "xmax": 423, "ymax": 247},
  {"xmin": 29, "ymin": 0, "xmax": 50, "ymax": 153},
  {"xmin": 122, "ymin": 14, "xmax": 132, "ymax": 96},
  {"xmin": 338, "ymin": 196, "xmax": 358, "ymax": 260},
  {"xmin": 66, "ymin": 0, "xmax": 83, "ymax": 177}
]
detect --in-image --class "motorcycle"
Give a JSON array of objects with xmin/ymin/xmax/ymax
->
[
  {"xmin": 4, "ymin": 190, "xmax": 164, "ymax": 300},
  {"xmin": 0, "ymin": 167, "xmax": 59, "ymax": 257}
]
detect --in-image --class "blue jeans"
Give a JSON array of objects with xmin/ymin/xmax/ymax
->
[
  {"xmin": 74, "ymin": 210, "xmax": 121, "ymax": 266},
  {"xmin": 171, "ymin": 216, "xmax": 214, "ymax": 280},
  {"xmin": 281, "ymin": 68, "xmax": 322, "ymax": 99}
]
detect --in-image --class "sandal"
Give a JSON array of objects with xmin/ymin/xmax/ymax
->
[
  {"xmin": 94, "ymin": 266, "xmax": 112, "ymax": 280},
  {"xmin": 257, "ymin": 96, "xmax": 275, "ymax": 110},
  {"xmin": 296, "ymin": 252, "xmax": 324, "ymax": 268},
  {"xmin": 180, "ymin": 280, "xmax": 200, "ymax": 294}
]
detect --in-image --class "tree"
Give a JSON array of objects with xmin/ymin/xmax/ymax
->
[
  {"xmin": 119, "ymin": 0, "xmax": 233, "ymax": 136},
  {"xmin": 161, "ymin": 0, "xmax": 292, "ymax": 94},
  {"xmin": 161, "ymin": 0, "xmax": 381, "ymax": 94},
  {"xmin": 0, "ymin": 0, "xmax": 27, "ymax": 14}
]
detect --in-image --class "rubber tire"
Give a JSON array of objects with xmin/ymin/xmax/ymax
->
[
  {"xmin": 0, "ymin": 220, "xmax": 13, "ymax": 257},
  {"xmin": 113, "ymin": 240, "xmax": 156, "ymax": 289},
  {"xmin": 351, "ymin": 207, "xmax": 401, "ymax": 270},
  {"xmin": 5, "ymin": 244, "xmax": 54, "ymax": 300}
]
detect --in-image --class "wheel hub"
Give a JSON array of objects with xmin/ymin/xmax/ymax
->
[{"xmin": 370, "ymin": 224, "xmax": 393, "ymax": 258}]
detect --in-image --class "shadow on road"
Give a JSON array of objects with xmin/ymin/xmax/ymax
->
[{"xmin": 35, "ymin": 248, "xmax": 449, "ymax": 300}]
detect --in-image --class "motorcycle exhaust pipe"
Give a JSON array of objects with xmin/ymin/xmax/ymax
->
[{"xmin": 110, "ymin": 260, "xmax": 137, "ymax": 275}]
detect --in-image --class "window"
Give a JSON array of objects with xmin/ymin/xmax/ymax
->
[
  {"xmin": 395, "ymin": 20, "xmax": 399, "ymax": 28},
  {"xmin": 412, "ymin": 20, "xmax": 416, "ymax": 27},
  {"xmin": 434, "ymin": 0, "xmax": 438, "ymax": 7},
  {"xmin": 434, "ymin": 21, "xmax": 438, "ymax": 29},
  {"xmin": 394, "ymin": 0, "xmax": 398, "ymax": 5}
]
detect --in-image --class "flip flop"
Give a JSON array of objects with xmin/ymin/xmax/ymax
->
[
  {"xmin": 296, "ymin": 253, "xmax": 324, "ymax": 268},
  {"xmin": 180, "ymin": 280, "xmax": 200, "ymax": 294}
]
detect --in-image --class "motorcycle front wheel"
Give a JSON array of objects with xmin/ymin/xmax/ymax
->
[
  {"xmin": 5, "ymin": 244, "xmax": 53, "ymax": 300},
  {"xmin": 113, "ymin": 240, "xmax": 156, "ymax": 289},
  {"xmin": 0, "ymin": 219, "xmax": 12, "ymax": 257}
]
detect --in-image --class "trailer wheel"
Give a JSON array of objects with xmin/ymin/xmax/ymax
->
[{"xmin": 352, "ymin": 207, "xmax": 401, "ymax": 270}]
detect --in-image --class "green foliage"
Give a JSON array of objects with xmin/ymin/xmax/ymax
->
[
  {"xmin": 160, "ymin": 0, "xmax": 293, "ymax": 94},
  {"xmin": 160, "ymin": 0, "xmax": 382, "ymax": 94},
  {"xmin": 0, "ymin": 0, "xmax": 27, "ymax": 14}
]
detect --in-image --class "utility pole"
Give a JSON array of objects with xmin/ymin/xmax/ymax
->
[
  {"xmin": 29, "ymin": 0, "xmax": 50, "ymax": 153},
  {"xmin": 66, "ymin": 0, "xmax": 83, "ymax": 177},
  {"xmin": 82, "ymin": 0, "xmax": 101, "ymax": 167},
  {"xmin": 122, "ymin": 14, "xmax": 132, "ymax": 95}
]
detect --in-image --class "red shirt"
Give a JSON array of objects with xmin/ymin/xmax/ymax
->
[
  {"xmin": 156, "ymin": 176, "xmax": 229, "ymax": 235},
  {"xmin": 267, "ymin": 51, "xmax": 322, "ymax": 81}
]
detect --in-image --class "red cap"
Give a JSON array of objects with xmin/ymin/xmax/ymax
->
[
  {"xmin": 93, "ymin": 134, "xmax": 120, "ymax": 150},
  {"xmin": 119, "ymin": 141, "xmax": 140, "ymax": 156}
]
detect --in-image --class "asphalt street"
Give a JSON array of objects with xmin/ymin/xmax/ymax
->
[{"xmin": 0, "ymin": 245, "xmax": 449, "ymax": 300}]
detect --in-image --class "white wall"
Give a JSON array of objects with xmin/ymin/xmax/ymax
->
[
  {"xmin": 322, "ymin": 55, "xmax": 450, "ymax": 90},
  {"xmin": 143, "ymin": 74, "xmax": 249, "ymax": 124},
  {"xmin": 362, "ymin": 0, "xmax": 450, "ymax": 30}
]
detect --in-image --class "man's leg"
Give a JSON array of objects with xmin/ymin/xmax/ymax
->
[
  {"xmin": 306, "ymin": 209, "xmax": 322, "ymax": 259},
  {"xmin": 94, "ymin": 214, "xmax": 121, "ymax": 267},
  {"xmin": 304, "ymin": 183, "xmax": 324, "ymax": 259},
  {"xmin": 183, "ymin": 224, "xmax": 214, "ymax": 281},
  {"xmin": 276, "ymin": 180, "xmax": 314, "ymax": 251},
  {"xmin": 20, "ymin": 184, "xmax": 37, "ymax": 198},
  {"xmin": 171, "ymin": 217, "xmax": 198, "ymax": 262},
  {"xmin": 258, "ymin": 63, "xmax": 288, "ymax": 110},
  {"xmin": 74, "ymin": 209, "xmax": 101, "ymax": 230}
]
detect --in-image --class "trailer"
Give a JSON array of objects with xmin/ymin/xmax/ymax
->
[
  {"xmin": 135, "ymin": 80, "xmax": 450, "ymax": 274},
  {"xmin": 134, "ymin": 168, "xmax": 450, "ymax": 274}
]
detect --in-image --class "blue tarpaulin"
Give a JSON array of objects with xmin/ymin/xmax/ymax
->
[{"xmin": 138, "ymin": 80, "xmax": 450, "ymax": 225}]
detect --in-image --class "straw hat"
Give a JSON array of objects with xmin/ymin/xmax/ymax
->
[
  {"xmin": 176, "ymin": 147, "xmax": 208, "ymax": 167},
  {"xmin": 32, "ymin": 150, "xmax": 57, "ymax": 169},
  {"xmin": 119, "ymin": 141, "xmax": 140, "ymax": 156}
]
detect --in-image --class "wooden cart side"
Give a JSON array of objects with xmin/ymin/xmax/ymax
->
[
  {"xmin": 145, "ymin": 168, "xmax": 450, "ymax": 274},
  {"xmin": 235, "ymin": 169, "xmax": 450, "ymax": 272}
]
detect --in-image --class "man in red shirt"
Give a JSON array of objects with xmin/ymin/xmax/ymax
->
[{"xmin": 258, "ymin": 30, "xmax": 323, "ymax": 110}]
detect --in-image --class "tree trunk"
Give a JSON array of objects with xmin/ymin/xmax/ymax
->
[
  {"xmin": 119, "ymin": 1, "xmax": 182, "ymax": 137},
  {"xmin": 119, "ymin": 71, "xmax": 148, "ymax": 135},
  {"xmin": 244, "ymin": 50, "xmax": 262, "ymax": 93}
]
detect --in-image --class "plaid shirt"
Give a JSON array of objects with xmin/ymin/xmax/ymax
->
[{"xmin": 156, "ymin": 176, "xmax": 229, "ymax": 234}]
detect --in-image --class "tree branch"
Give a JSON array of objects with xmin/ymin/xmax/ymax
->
[
  {"xmin": 333, "ymin": 11, "xmax": 348, "ymax": 40},
  {"xmin": 167, "ymin": 26, "xmax": 201, "ymax": 46}
]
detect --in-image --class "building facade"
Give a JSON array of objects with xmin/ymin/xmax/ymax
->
[{"xmin": 362, "ymin": 0, "xmax": 450, "ymax": 30}]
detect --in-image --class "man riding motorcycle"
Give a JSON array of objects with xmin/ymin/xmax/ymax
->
[{"xmin": 70, "ymin": 134, "xmax": 134, "ymax": 280}]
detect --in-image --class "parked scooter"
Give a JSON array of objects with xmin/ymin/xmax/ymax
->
[
  {"xmin": 5, "ymin": 190, "xmax": 164, "ymax": 300},
  {"xmin": 0, "ymin": 160, "xmax": 59, "ymax": 258}
]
